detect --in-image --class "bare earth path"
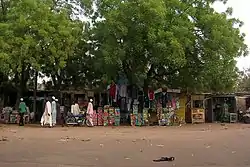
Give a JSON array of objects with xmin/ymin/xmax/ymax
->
[{"xmin": 0, "ymin": 124, "xmax": 250, "ymax": 167}]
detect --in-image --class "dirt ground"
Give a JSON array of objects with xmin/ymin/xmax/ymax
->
[{"xmin": 0, "ymin": 124, "xmax": 250, "ymax": 167}]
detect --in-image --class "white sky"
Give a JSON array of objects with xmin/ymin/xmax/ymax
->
[{"xmin": 213, "ymin": 0, "xmax": 250, "ymax": 70}]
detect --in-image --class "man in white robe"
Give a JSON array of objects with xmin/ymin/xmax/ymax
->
[
  {"xmin": 51, "ymin": 96, "xmax": 57, "ymax": 126},
  {"xmin": 40, "ymin": 98, "xmax": 52, "ymax": 127}
]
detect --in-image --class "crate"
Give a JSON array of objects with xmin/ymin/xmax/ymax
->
[{"xmin": 229, "ymin": 113, "xmax": 237, "ymax": 123}]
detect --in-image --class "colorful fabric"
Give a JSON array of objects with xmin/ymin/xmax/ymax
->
[
  {"xmin": 148, "ymin": 90, "xmax": 155, "ymax": 100},
  {"xmin": 109, "ymin": 83, "xmax": 116, "ymax": 99}
]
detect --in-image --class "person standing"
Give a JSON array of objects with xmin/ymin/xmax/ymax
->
[
  {"xmin": 18, "ymin": 98, "xmax": 27, "ymax": 126},
  {"xmin": 51, "ymin": 96, "xmax": 57, "ymax": 126},
  {"xmin": 86, "ymin": 99, "xmax": 94, "ymax": 127},
  {"xmin": 40, "ymin": 97, "xmax": 52, "ymax": 127}
]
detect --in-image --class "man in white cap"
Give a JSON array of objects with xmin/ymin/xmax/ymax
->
[
  {"xmin": 86, "ymin": 99, "xmax": 94, "ymax": 127},
  {"xmin": 51, "ymin": 96, "xmax": 57, "ymax": 126},
  {"xmin": 40, "ymin": 97, "xmax": 52, "ymax": 127},
  {"xmin": 18, "ymin": 98, "xmax": 27, "ymax": 126}
]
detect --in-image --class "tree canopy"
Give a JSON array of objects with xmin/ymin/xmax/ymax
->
[
  {"xmin": 0, "ymin": 0, "xmax": 248, "ymax": 97},
  {"xmin": 90, "ymin": 0, "xmax": 248, "ymax": 93}
]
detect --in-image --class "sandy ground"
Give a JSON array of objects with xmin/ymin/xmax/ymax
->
[{"xmin": 0, "ymin": 123, "xmax": 250, "ymax": 167}]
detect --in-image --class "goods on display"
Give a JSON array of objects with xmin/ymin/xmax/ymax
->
[
  {"xmin": 97, "ymin": 107, "xmax": 104, "ymax": 126},
  {"xmin": 108, "ymin": 107, "xmax": 115, "ymax": 126},
  {"xmin": 0, "ymin": 107, "xmax": 12, "ymax": 123},
  {"xmin": 103, "ymin": 106, "xmax": 109, "ymax": 126},
  {"xmin": 115, "ymin": 108, "xmax": 120, "ymax": 126},
  {"xmin": 92, "ymin": 110, "xmax": 98, "ymax": 126},
  {"xmin": 143, "ymin": 109, "xmax": 149, "ymax": 126},
  {"xmin": 130, "ymin": 113, "xmax": 136, "ymax": 126}
]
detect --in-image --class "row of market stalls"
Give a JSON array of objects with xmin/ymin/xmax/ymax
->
[{"xmin": 1, "ymin": 80, "xmax": 250, "ymax": 125}]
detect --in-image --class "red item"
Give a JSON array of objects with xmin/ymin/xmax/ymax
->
[
  {"xmin": 148, "ymin": 90, "xmax": 155, "ymax": 100},
  {"xmin": 109, "ymin": 83, "xmax": 116, "ymax": 99}
]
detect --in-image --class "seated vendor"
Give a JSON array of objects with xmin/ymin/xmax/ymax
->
[{"xmin": 71, "ymin": 101, "xmax": 82, "ymax": 116}]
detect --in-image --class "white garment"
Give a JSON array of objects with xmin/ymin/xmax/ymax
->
[
  {"xmin": 51, "ymin": 101, "xmax": 57, "ymax": 125},
  {"xmin": 40, "ymin": 101, "xmax": 52, "ymax": 126},
  {"xmin": 127, "ymin": 98, "xmax": 132, "ymax": 112},
  {"xmin": 119, "ymin": 85, "xmax": 127, "ymax": 97},
  {"xmin": 71, "ymin": 103, "xmax": 81, "ymax": 115}
]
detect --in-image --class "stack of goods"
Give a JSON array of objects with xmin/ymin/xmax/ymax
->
[
  {"xmin": 103, "ymin": 105, "xmax": 109, "ymax": 126},
  {"xmin": 97, "ymin": 107, "xmax": 104, "ymax": 126},
  {"xmin": 143, "ymin": 108, "xmax": 149, "ymax": 126},
  {"xmin": 136, "ymin": 113, "xmax": 143, "ymax": 126},
  {"xmin": 157, "ymin": 106, "xmax": 164, "ymax": 126},
  {"xmin": 130, "ymin": 104, "xmax": 144, "ymax": 126},
  {"xmin": 130, "ymin": 113, "xmax": 136, "ymax": 126},
  {"xmin": 1, "ymin": 107, "xmax": 12, "ymax": 123},
  {"xmin": 108, "ymin": 107, "xmax": 115, "ymax": 126},
  {"xmin": 92, "ymin": 110, "xmax": 98, "ymax": 126},
  {"xmin": 114, "ymin": 108, "xmax": 120, "ymax": 126},
  {"xmin": 160, "ymin": 108, "xmax": 169, "ymax": 126},
  {"xmin": 9, "ymin": 110, "xmax": 19, "ymax": 124}
]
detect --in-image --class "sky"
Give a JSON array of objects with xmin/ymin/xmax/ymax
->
[{"xmin": 213, "ymin": 0, "xmax": 250, "ymax": 71}]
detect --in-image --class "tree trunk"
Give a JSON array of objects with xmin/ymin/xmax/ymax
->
[
  {"xmin": 14, "ymin": 63, "xmax": 30, "ymax": 109},
  {"xmin": 33, "ymin": 71, "xmax": 38, "ymax": 116}
]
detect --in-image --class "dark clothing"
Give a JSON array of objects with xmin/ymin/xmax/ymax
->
[
  {"xmin": 60, "ymin": 113, "xmax": 65, "ymax": 126},
  {"xmin": 19, "ymin": 113, "xmax": 24, "ymax": 126}
]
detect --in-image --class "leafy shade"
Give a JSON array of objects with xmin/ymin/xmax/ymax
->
[{"xmin": 89, "ymin": 0, "xmax": 248, "ymax": 93}]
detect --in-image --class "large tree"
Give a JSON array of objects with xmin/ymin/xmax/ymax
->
[
  {"xmin": 0, "ymin": 0, "xmax": 83, "ymax": 105},
  {"xmin": 88, "ymin": 0, "xmax": 247, "ymax": 93}
]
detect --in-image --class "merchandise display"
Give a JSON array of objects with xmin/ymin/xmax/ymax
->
[
  {"xmin": 108, "ymin": 107, "xmax": 115, "ymax": 126},
  {"xmin": 9, "ymin": 111, "xmax": 19, "ymax": 124},
  {"xmin": 143, "ymin": 108, "xmax": 149, "ymax": 125},
  {"xmin": 0, "ymin": 107, "xmax": 12, "ymax": 123},
  {"xmin": 115, "ymin": 108, "xmax": 120, "ymax": 126},
  {"xmin": 92, "ymin": 110, "xmax": 98, "ymax": 126},
  {"xmin": 103, "ymin": 105, "xmax": 109, "ymax": 126},
  {"xmin": 97, "ymin": 107, "xmax": 104, "ymax": 126},
  {"xmin": 130, "ymin": 113, "xmax": 136, "ymax": 126}
]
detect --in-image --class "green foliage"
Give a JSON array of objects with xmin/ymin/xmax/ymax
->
[
  {"xmin": 237, "ymin": 69, "xmax": 250, "ymax": 92},
  {"xmin": 0, "ymin": 0, "xmax": 248, "ymax": 96},
  {"xmin": 0, "ymin": 0, "xmax": 83, "ymax": 89},
  {"xmin": 90, "ymin": 0, "xmax": 248, "ymax": 92}
]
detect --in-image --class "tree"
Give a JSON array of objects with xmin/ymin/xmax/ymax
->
[
  {"xmin": 0, "ymin": 0, "xmax": 83, "ymax": 106},
  {"xmin": 88, "ymin": 0, "xmax": 247, "ymax": 93},
  {"xmin": 237, "ymin": 68, "xmax": 250, "ymax": 92}
]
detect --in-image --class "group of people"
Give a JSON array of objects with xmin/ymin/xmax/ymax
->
[
  {"xmin": 71, "ymin": 99, "xmax": 94, "ymax": 127},
  {"xmin": 18, "ymin": 96, "xmax": 94, "ymax": 127},
  {"xmin": 40, "ymin": 96, "xmax": 58, "ymax": 127}
]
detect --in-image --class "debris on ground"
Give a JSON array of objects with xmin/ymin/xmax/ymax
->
[
  {"xmin": 81, "ymin": 138, "xmax": 91, "ymax": 142},
  {"xmin": 59, "ymin": 136, "xmax": 71, "ymax": 142},
  {"xmin": 153, "ymin": 156, "xmax": 175, "ymax": 162},
  {"xmin": 100, "ymin": 143, "xmax": 104, "ymax": 147},
  {"xmin": 0, "ymin": 136, "xmax": 8, "ymax": 142},
  {"xmin": 156, "ymin": 144, "xmax": 164, "ymax": 147}
]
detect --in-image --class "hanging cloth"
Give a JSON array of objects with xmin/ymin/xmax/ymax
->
[
  {"xmin": 148, "ymin": 90, "xmax": 155, "ymax": 100},
  {"xmin": 109, "ymin": 83, "xmax": 116, "ymax": 99}
]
